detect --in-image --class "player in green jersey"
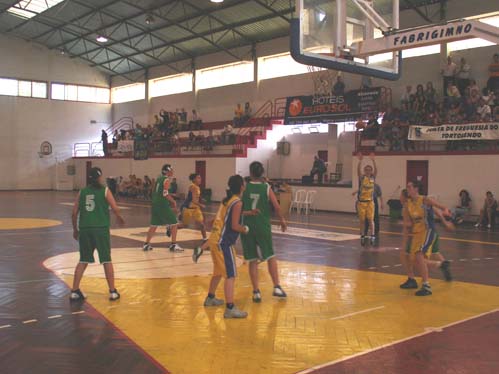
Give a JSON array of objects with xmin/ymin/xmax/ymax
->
[
  {"xmin": 143, "ymin": 164, "xmax": 183, "ymax": 252},
  {"xmin": 241, "ymin": 161, "xmax": 287, "ymax": 303},
  {"xmin": 70, "ymin": 167, "xmax": 125, "ymax": 302}
]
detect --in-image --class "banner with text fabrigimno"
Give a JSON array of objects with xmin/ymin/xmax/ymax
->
[{"xmin": 408, "ymin": 123, "xmax": 499, "ymax": 141}]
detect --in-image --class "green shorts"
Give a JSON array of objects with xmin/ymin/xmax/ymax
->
[
  {"xmin": 151, "ymin": 202, "xmax": 178, "ymax": 226},
  {"xmin": 241, "ymin": 226, "xmax": 274, "ymax": 262},
  {"xmin": 78, "ymin": 227, "xmax": 111, "ymax": 264},
  {"xmin": 405, "ymin": 232, "xmax": 440, "ymax": 254}
]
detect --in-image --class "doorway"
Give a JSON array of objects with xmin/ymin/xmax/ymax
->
[
  {"xmin": 317, "ymin": 150, "xmax": 328, "ymax": 162},
  {"xmin": 195, "ymin": 161, "xmax": 206, "ymax": 190},
  {"xmin": 406, "ymin": 160, "xmax": 429, "ymax": 195}
]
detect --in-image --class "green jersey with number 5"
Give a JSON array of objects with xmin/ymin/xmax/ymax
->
[
  {"xmin": 242, "ymin": 181, "xmax": 271, "ymax": 229},
  {"xmin": 78, "ymin": 186, "xmax": 110, "ymax": 228}
]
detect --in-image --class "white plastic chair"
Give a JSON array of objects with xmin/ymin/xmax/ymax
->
[
  {"xmin": 302, "ymin": 190, "xmax": 317, "ymax": 215},
  {"xmin": 289, "ymin": 189, "xmax": 306, "ymax": 214}
]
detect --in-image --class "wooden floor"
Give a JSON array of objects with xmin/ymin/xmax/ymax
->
[{"xmin": 1, "ymin": 191, "xmax": 498, "ymax": 374}]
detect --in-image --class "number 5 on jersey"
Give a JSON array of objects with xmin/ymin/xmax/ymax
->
[{"xmin": 85, "ymin": 195, "xmax": 95, "ymax": 212}]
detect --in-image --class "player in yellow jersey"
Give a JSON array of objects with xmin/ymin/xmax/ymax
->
[
  {"xmin": 400, "ymin": 189, "xmax": 453, "ymax": 290},
  {"xmin": 404, "ymin": 180, "xmax": 452, "ymax": 296},
  {"xmin": 179, "ymin": 173, "xmax": 207, "ymax": 243},
  {"xmin": 356, "ymin": 153, "xmax": 377, "ymax": 246},
  {"xmin": 196, "ymin": 175, "xmax": 258, "ymax": 319}
]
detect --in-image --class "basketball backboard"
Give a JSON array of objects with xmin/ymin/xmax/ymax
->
[
  {"xmin": 291, "ymin": 0, "xmax": 402, "ymax": 80},
  {"xmin": 291, "ymin": 1, "xmax": 499, "ymax": 81}
]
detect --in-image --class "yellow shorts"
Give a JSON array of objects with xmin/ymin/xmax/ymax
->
[
  {"xmin": 208, "ymin": 236, "xmax": 237, "ymax": 279},
  {"xmin": 410, "ymin": 230, "xmax": 436, "ymax": 258},
  {"xmin": 357, "ymin": 201, "xmax": 374, "ymax": 222},
  {"xmin": 182, "ymin": 207, "xmax": 204, "ymax": 226}
]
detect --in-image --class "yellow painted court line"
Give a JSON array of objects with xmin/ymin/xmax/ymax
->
[
  {"xmin": 297, "ymin": 308, "xmax": 499, "ymax": 374},
  {"xmin": 115, "ymin": 201, "xmax": 499, "ymax": 247}
]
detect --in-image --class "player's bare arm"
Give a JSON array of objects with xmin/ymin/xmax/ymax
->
[
  {"xmin": 72, "ymin": 192, "xmax": 80, "ymax": 241},
  {"xmin": 269, "ymin": 188, "xmax": 287, "ymax": 232},
  {"xmin": 105, "ymin": 188, "xmax": 125, "ymax": 225}
]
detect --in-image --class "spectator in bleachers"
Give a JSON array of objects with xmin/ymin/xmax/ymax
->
[
  {"xmin": 180, "ymin": 108, "xmax": 187, "ymax": 124},
  {"xmin": 441, "ymin": 55, "xmax": 457, "ymax": 96},
  {"xmin": 234, "ymin": 103, "xmax": 244, "ymax": 126},
  {"xmin": 333, "ymin": 75, "xmax": 345, "ymax": 95},
  {"xmin": 188, "ymin": 131, "xmax": 196, "ymax": 149},
  {"xmin": 424, "ymin": 81, "xmax": 437, "ymax": 112},
  {"xmin": 101, "ymin": 130, "xmax": 109, "ymax": 156},
  {"xmin": 242, "ymin": 102, "xmax": 252, "ymax": 124},
  {"xmin": 159, "ymin": 109, "xmax": 170, "ymax": 128},
  {"xmin": 469, "ymin": 79, "xmax": 480, "ymax": 96},
  {"xmin": 189, "ymin": 109, "xmax": 202, "ymax": 130},
  {"xmin": 482, "ymin": 88, "xmax": 496, "ymax": 106},
  {"xmin": 456, "ymin": 57, "xmax": 471, "ymax": 95},
  {"xmin": 153, "ymin": 115, "xmax": 161, "ymax": 126},
  {"xmin": 445, "ymin": 82, "xmax": 461, "ymax": 109},
  {"xmin": 400, "ymin": 85, "xmax": 413, "ymax": 110},
  {"xmin": 221, "ymin": 123, "xmax": 233, "ymax": 145},
  {"xmin": 364, "ymin": 113, "xmax": 380, "ymax": 139},
  {"xmin": 414, "ymin": 84, "xmax": 426, "ymax": 116},
  {"xmin": 477, "ymin": 98, "xmax": 492, "ymax": 121},
  {"xmin": 475, "ymin": 191, "xmax": 497, "ymax": 229},
  {"xmin": 487, "ymin": 53, "xmax": 499, "ymax": 92}
]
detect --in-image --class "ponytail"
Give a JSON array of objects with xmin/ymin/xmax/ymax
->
[{"xmin": 223, "ymin": 175, "xmax": 244, "ymax": 205}]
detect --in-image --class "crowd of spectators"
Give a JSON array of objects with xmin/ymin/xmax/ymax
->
[
  {"xmin": 359, "ymin": 53, "xmax": 499, "ymax": 152},
  {"xmin": 103, "ymin": 101, "xmax": 256, "ymax": 156},
  {"xmin": 113, "ymin": 175, "xmax": 179, "ymax": 200}
]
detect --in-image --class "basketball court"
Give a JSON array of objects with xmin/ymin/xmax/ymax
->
[{"xmin": 1, "ymin": 192, "xmax": 498, "ymax": 373}]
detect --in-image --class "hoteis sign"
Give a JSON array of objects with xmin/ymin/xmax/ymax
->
[{"xmin": 284, "ymin": 88, "xmax": 381, "ymax": 124}]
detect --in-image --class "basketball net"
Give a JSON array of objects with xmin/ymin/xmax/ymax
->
[{"xmin": 307, "ymin": 65, "xmax": 338, "ymax": 97}]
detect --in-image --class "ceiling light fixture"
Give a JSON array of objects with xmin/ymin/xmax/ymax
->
[
  {"xmin": 145, "ymin": 15, "xmax": 155, "ymax": 25},
  {"xmin": 96, "ymin": 35, "xmax": 108, "ymax": 43},
  {"xmin": 210, "ymin": 0, "xmax": 224, "ymax": 3}
]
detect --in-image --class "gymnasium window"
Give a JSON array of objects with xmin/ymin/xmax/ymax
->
[
  {"xmin": 51, "ymin": 83, "xmax": 110, "ymax": 103},
  {"xmin": 259, "ymin": 53, "xmax": 310, "ymax": 80},
  {"xmin": 447, "ymin": 15, "xmax": 499, "ymax": 52},
  {"xmin": 196, "ymin": 61, "xmax": 254, "ymax": 90},
  {"xmin": 7, "ymin": 0, "xmax": 65, "ymax": 19},
  {"xmin": 258, "ymin": 48, "xmax": 330, "ymax": 80},
  {"xmin": 0, "ymin": 77, "xmax": 48, "ymax": 98},
  {"xmin": 111, "ymin": 83, "xmax": 146, "ymax": 103},
  {"xmin": 149, "ymin": 73, "xmax": 193, "ymax": 98}
]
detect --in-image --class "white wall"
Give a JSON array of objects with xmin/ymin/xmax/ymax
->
[
  {"xmin": 369, "ymin": 154, "xmax": 499, "ymax": 215},
  {"xmin": 0, "ymin": 35, "xmax": 111, "ymax": 190},
  {"xmin": 73, "ymin": 157, "xmax": 236, "ymax": 202}
]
